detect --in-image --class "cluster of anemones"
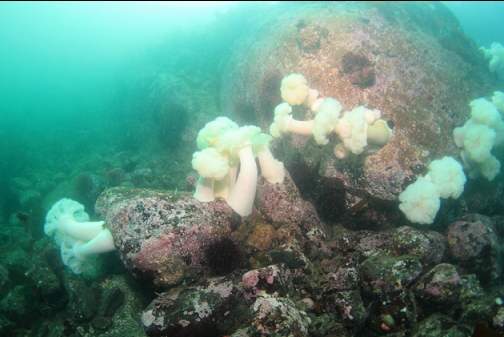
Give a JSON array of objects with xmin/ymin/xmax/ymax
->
[
  {"xmin": 192, "ymin": 117, "xmax": 285, "ymax": 216},
  {"xmin": 270, "ymin": 74, "xmax": 393, "ymax": 159}
]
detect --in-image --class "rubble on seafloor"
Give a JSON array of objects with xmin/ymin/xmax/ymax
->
[{"xmin": 2, "ymin": 2, "xmax": 504, "ymax": 337}]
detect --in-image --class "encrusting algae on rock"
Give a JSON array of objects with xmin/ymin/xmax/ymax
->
[{"xmin": 23, "ymin": 2, "xmax": 504, "ymax": 337}]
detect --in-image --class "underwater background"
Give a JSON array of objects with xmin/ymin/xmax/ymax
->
[{"xmin": 1, "ymin": 1, "xmax": 504, "ymax": 336}]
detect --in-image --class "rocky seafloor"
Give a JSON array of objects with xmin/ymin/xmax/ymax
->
[{"xmin": 1, "ymin": 2, "xmax": 504, "ymax": 337}]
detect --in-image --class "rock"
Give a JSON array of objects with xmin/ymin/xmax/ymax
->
[
  {"xmin": 96, "ymin": 187, "xmax": 239, "ymax": 287},
  {"xmin": 220, "ymin": 1, "xmax": 495, "ymax": 226},
  {"xmin": 360, "ymin": 253, "xmax": 423, "ymax": 296},
  {"xmin": 64, "ymin": 277, "xmax": 96, "ymax": 322},
  {"xmin": 411, "ymin": 313, "xmax": 473, "ymax": 337},
  {"xmin": 250, "ymin": 297, "xmax": 311, "ymax": 337},
  {"xmin": 242, "ymin": 264, "xmax": 293, "ymax": 301},
  {"xmin": 141, "ymin": 274, "xmax": 248, "ymax": 337},
  {"xmin": 0, "ymin": 286, "xmax": 36, "ymax": 323},
  {"xmin": 390, "ymin": 226, "xmax": 446, "ymax": 268},
  {"xmin": 445, "ymin": 214, "xmax": 501, "ymax": 284},
  {"xmin": 92, "ymin": 274, "xmax": 146, "ymax": 336},
  {"xmin": 320, "ymin": 256, "xmax": 359, "ymax": 291},
  {"xmin": 322, "ymin": 290, "xmax": 366, "ymax": 334},
  {"xmin": 256, "ymin": 171, "xmax": 307, "ymax": 228},
  {"xmin": 412, "ymin": 263, "xmax": 461, "ymax": 305},
  {"xmin": 366, "ymin": 289, "xmax": 417, "ymax": 334}
]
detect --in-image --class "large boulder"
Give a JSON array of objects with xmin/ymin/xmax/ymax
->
[{"xmin": 220, "ymin": 2, "xmax": 500, "ymax": 228}]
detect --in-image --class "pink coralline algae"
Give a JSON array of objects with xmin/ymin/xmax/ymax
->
[
  {"xmin": 141, "ymin": 273, "xmax": 249, "ymax": 336},
  {"xmin": 341, "ymin": 52, "xmax": 376, "ymax": 88},
  {"xmin": 412, "ymin": 263, "xmax": 462, "ymax": 304},
  {"xmin": 446, "ymin": 220, "xmax": 492, "ymax": 261},
  {"xmin": 256, "ymin": 171, "xmax": 307, "ymax": 228},
  {"xmin": 95, "ymin": 167, "xmax": 325, "ymax": 289},
  {"xmin": 220, "ymin": 1, "xmax": 500, "ymax": 226},
  {"xmin": 94, "ymin": 182, "xmax": 504, "ymax": 336},
  {"xmin": 320, "ymin": 256, "xmax": 358, "ymax": 292},
  {"xmin": 95, "ymin": 187, "xmax": 237, "ymax": 287},
  {"xmin": 390, "ymin": 226, "xmax": 446, "ymax": 268},
  {"xmin": 251, "ymin": 297, "xmax": 311, "ymax": 336},
  {"xmin": 360, "ymin": 254, "xmax": 423, "ymax": 295},
  {"xmin": 96, "ymin": 168, "xmax": 324, "ymax": 287},
  {"xmin": 242, "ymin": 270, "xmax": 260, "ymax": 287},
  {"xmin": 242, "ymin": 264, "xmax": 293, "ymax": 301},
  {"xmin": 445, "ymin": 213, "xmax": 501, "ymax": 284}
]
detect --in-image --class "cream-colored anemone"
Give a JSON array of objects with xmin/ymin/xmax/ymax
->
[{"xmin": 270, "ymin": 102, "xmax": 314, "ymax": 138}]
